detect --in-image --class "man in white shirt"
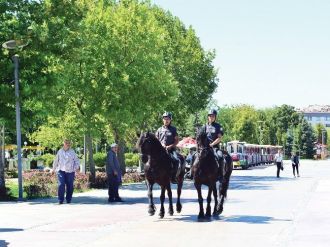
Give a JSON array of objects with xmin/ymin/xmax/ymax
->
[
  {"xmin": 274, "ymin": 149, "xmax": 283, "ymax": 178},
  {"xmin": 53, "ymin": 139, "xmax": 80, "ymax": 204}
]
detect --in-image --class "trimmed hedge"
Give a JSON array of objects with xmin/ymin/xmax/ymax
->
[
  {"xmin": 93, "ymin": 152, "xmax": 107, "ymax": 168},
  {"xmin": 94, "ymin": 152, "xmax": 140, "ymax": 168},
  {"xmin": 90, "ymin": 171, "xmax": 144, "ymax": 189},
  {"xmin": 36, "ymin": 153, "xmax": 56, "ymax": 167},
  {"xmin": 125, "ymin": 153, "xmax": 140, "ymax": 167}
]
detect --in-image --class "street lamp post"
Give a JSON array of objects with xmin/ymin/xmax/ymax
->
[
  {"xmin": 2, "ymin": 39, "xmax": 29, "ymax": 200},
  {"xmin": 321, "ymin": 129, "xmax": 326, "ymax": 145}
]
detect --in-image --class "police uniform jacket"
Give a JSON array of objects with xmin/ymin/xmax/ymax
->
[
  {"xmin": 204, "ymin": 122, "xmax": 224, "ymax": 148},
  {"xmin": 155, "ymin": 125, "xmax": 178, "ymax": 147}
]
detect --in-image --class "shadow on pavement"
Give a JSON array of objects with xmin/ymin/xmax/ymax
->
[
  {"xmin": 0, "ymin": 228, "xmax": 23, "ymax": 232},
  {"xmin": 0, "ymin": 240, "xmax": 10, "ymax": 247},
  {"xmin": 17, "ymin": 174, "xmax": 295, "ymax": 205},
  {"xmin": 167, "ymin": 214, "xmax": 292, "ymax": 224},
  {"xmin": 222, "ymin": 215, "xmax": 292, "ymax": 224},
  {"xmin": 25, "ymin": 196, "xmax": 149, "ymax": 205}
]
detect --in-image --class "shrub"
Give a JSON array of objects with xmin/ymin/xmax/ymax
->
[
  {"xmin": 125, "ymin": 153, "xmax": 140, "ymax": 167},
  {"xmin": 122, "ymin": 172, "xmax": 144, "ymax": 183},
  {"xmin": 37, "ymin": 153, "xmax": 56, "ymax": 167},
  {"xmin": 23, "ymin": 170, "xmax": 57, "ymax": 198},
  {"xmin": 5, "ymin": 169, "xmax": 18, "ymax": 179},
  {"xmin": 90, "ymin": 171, "xmax": 144, "ymax": 188},
  {"xmin": 90, "ymin": 172, "xmax": 108, "ymax": 189},
  {"xmin": 93, "ymin": 152, "xmax": 107, "ymax": 168},
  {"xmin": 74, "ymin": 172, "xmax": 90, "ymax": 192},
  {"xmin": 23, "ymin": 170, "xmax": 89, "ymax": 199}
]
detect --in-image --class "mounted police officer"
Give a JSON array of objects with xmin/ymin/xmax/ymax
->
[
  {"xmin": 155, "ymin": 112, "xmax": 181, "ymax": 180},
  {"xmin": 203, "ymin": 109, "xmax": 225, "ymax": 181}
]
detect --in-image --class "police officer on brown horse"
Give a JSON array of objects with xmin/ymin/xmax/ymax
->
[
  {"xmin": 203, "ymin": 109, "xmax": 225, "ymax": 181},
  {"xmin": 155, "ymin": 112, "xmax": 182, "ymax": 181}
]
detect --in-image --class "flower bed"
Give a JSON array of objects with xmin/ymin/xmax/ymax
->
[{"xmin": 23, "ymin": 170, "xmax": 89, "ymax": 199}]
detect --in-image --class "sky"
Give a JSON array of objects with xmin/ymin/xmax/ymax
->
[{"xmin": 152, "ymin": 0, "xmax": 330, "ymax": 109}]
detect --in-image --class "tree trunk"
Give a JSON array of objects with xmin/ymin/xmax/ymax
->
[
  {"xmin": 86, "ymin": 132, "xmax": 95, "ymax": 183},
  {"xmin": 114, "ymin": 129, "xmax": 126, "ymax": 175},
  {"xmin": 0, "ymin": 126, "xmax": 6, "ymax": 198}
]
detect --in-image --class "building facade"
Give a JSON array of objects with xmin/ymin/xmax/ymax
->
[{"xmin": 298, "ymin": 105, "xmax": 330, "ymax": 128}]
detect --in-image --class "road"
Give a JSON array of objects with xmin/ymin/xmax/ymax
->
[{"xmin": 1, "ymin": 159, "xmax": 330, "ymax": 247}]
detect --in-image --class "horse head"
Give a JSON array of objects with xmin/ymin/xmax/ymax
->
[
  {"xmin": 136, "ymin": 131, "xmax": 162, "ymax": 162},
  {"xmin": 196, "ymin": 127, "xmax": 209, "ymax": 149}
]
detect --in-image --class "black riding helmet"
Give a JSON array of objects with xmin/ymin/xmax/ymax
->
[
  {"xmin": 208, "ymin": 109, "xmax": 217, "ymax": 116},
  {"xmin": 162, "ymin": 111, "xmax": 172, "ymax": 120}
]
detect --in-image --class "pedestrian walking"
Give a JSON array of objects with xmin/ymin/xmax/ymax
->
[
  {"xmin": 106, "ymin": 143, "xmax": 123, "ymax": 203},
  {"xmin": 274, "ymin": 149, "xmax": 284, "ymax": 178},
  {"xmin": 52, "ymin": 139, "xmax": 80, "ymax": 204},
  {"xmin": 291, "ymin": 152, "xmax": 300, "ymax": 177}
]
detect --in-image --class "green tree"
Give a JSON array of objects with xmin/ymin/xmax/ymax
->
[
  {"xmin": 301, "ymin": 120, "xmax": 316, "ymax": 158},
  {"xmin": 151, "ymin": 6, "xmax": 218, "ymax": 128},
  {"xmin": 293, "ymin": 118, "xmax": 315, "ymax": 158},
  {"xmin": 231, "ymin": 105, "xmax": 258, "ymax": 143},
  {"xmin": 315, "ymin": 123, "xmax": 327, "ymax": 144}
]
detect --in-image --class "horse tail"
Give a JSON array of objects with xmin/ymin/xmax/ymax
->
[{"xmin": 220, "ymin": 155, "xmax": 233, "ymax": 198}]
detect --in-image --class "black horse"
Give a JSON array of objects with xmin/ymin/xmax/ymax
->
[
  {"xmin": 136, "ymin": 132, "xmax": 185, "ymax": 218},
  {"xmin": 191, "ymin": 128, "xmax": 233, "ymax": 219}
]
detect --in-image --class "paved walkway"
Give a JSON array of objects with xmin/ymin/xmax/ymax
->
[{"xmin": 1, "ymin": 160, "xmax": 330, "ymax": 247}]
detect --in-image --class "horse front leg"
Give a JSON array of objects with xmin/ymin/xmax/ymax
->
[
  {"xmin": 146, "ymin": 181, "xmax": 156, "ymax": 216},
  {"xmin": 195, "ymin": 182, "xmax": 204, "ymax": 219},
  {"xmin": 159, "ymin": 186, "xmax": 166, "ymax": 218},
  {"xmin": 176, "ymin": 179, "xmax": 183, "ymax": 213},
  {"xmin": 166, "ymin": 183, "xmax": 174, "ymax": 216},
  {"xmin": 205, "ymin": 185, "xmax": 213, "ymax": 217}
]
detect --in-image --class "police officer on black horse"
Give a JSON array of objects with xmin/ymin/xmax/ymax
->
[
  {"xmin": 155, "ymin": 112, "xmax": 184, "ymax": 181},
  {"xmin": 203, "ymin": 109, "xmax": 225, "ymax": 181}
]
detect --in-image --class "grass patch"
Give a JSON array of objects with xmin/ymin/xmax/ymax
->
[{"xmin": 5, "ymin": 179, "xmax": 27, "ymax": 200}]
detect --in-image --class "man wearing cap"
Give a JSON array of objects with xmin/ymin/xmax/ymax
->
[
  {"xmin": 155, "ymin": 112, "xmax": 181, "ymax": 179},
  {"xmin": 52, "ymin": 139, "xmax": 80, "ymax": 204},
  {"xmin": 203, "ymin": 109, "xmax": 225, "ymax": 181},
  {"xmin": 106, "ymin": 143, "xmax": 123, "ymax": 202}
]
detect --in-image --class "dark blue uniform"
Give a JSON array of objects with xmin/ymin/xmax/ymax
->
[
  {"xmin": 155, "ymin": 125, "xmax": 178, "ymax": 148},
  {"xmin": 204, "ymin": 121, "xmax": 224, "ymax": 182},
  {"xmin": 204, "ymin": 122, "xmax": 224, "ymax": 148}
]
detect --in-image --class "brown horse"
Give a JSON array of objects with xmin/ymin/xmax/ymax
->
[
  {"xmin": 192, "ymin": 128, "xmax": 233, "ymax": 219},
  {"xmin": 136, "ymin": 132, "xmax": 185, "ymax": 218}
]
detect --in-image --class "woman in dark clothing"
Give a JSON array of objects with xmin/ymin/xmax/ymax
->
[{"xmin": 291, "ymin": 152, "xmax": 300, "ymax": 177}]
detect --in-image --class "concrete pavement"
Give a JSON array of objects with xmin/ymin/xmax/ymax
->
[{"xmin": 1, "ymin": 160, "xmax": 330, "ymax": 247}]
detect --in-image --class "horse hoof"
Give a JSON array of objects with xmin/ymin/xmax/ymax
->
[
  {"xmin": 216, "ymin": 206, "xmax": 223, "ymax": 215},
  {"xmin": 205, "ymin": 212, "xmax": 211, "ymax": 218},
  {"xmin": 198, "ymin": 213, "xmax": 205, "ymax": 220},
  {"xmin": 159, "ymin": 212, "xmax": 165, "ymax": 218},
  {"xmin": 213, "ymin": 210, "xmax": 220, "ymax": 216},
  {"xmin": 176, "ymin": 204, "xmax": 182, "ymax": 213},
  {"xmin": 148, "ymin": 207, "xmax": 156, "ymax": 216}
]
